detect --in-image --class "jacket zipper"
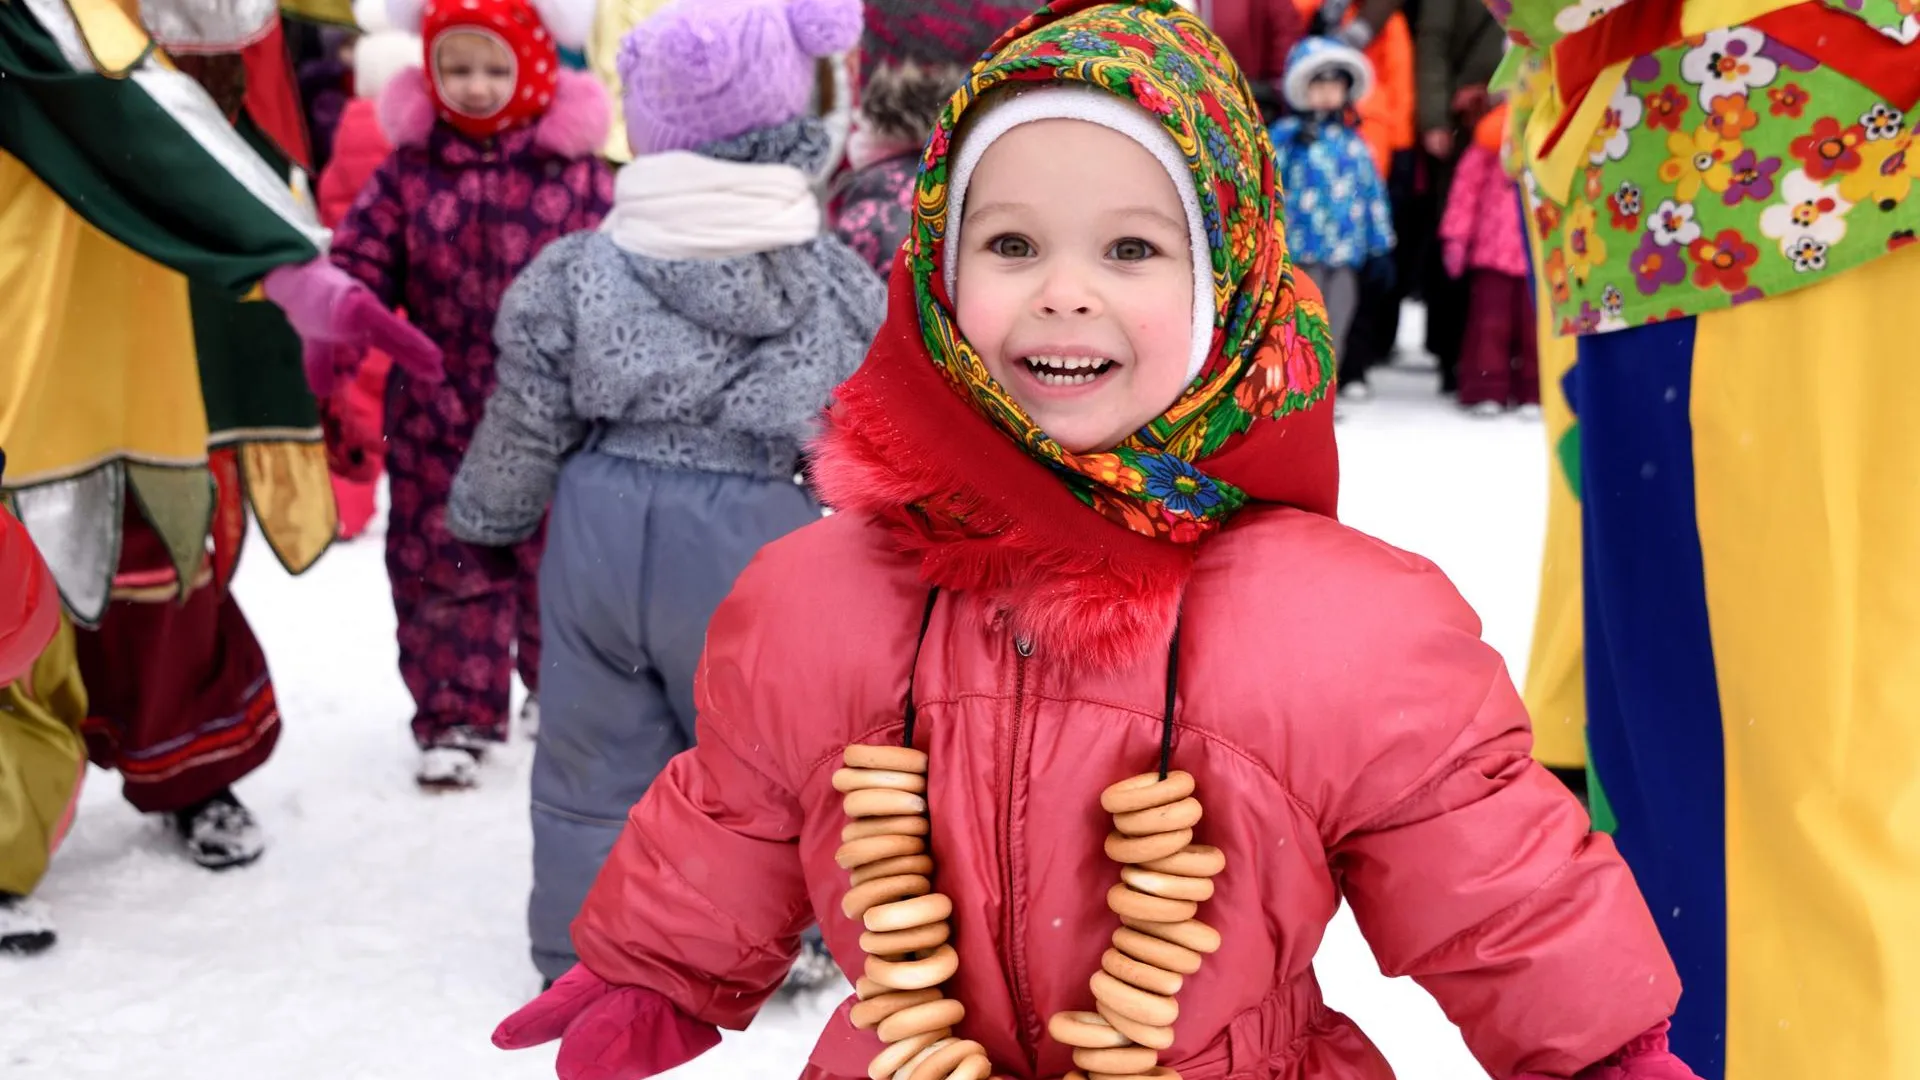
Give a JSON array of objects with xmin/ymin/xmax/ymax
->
[{"xmin": 1002, "ymin": 635, "xmax": 1039, "ymax": 1070}]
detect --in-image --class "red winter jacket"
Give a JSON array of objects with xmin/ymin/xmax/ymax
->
[
  {"xmin": 571, "ymin": 369, "xmax": 1683, "ymax": 1078},
  {"xmin": 317, "ymin": 97, "xmax": 393, "ymax": 230},
  {"xmin": 0, "ymin": 505, "xmax": 58, "ymax": 686}
]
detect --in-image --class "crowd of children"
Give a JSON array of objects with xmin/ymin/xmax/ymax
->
[
  {"xmin": 5, "ymin": 0, "xmax": 1624, "ymax": 1065},
  {"xmin": 0, "ymin": 0, "xmax": 1553, "ymax": 975},
  {"xmin": 10, "ymin": 2, "xmax": 1919, "ymax": 1077},
  {"xmin": 488, "ymin": 7, "xmax": 1697, "ymax": 1080}
]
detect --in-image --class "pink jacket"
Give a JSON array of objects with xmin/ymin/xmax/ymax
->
[
  {"xmin": 1440, "ymin": 143, "xmax": 1530, "ymax": 278},
  {"xmin": 316, "ymin": 97, "xmax": 392, "ymax": 230},
  {"xmin": 565, "ymin": 419, "xmax": 1683, "ymax": 1079}
]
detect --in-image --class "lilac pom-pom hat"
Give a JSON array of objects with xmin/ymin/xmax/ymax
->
[{"xmin": 615, "ymin": 0, "xmax": 862, "ymax": 156}]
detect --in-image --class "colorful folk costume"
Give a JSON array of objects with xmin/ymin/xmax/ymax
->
[
  {"xmin": 1, "ymin": 0, "xmax": 433, "ymax": 884},
  {"xmin": 1498, "ymin": 0, "xmax": 1920, "ymax": 1075}
]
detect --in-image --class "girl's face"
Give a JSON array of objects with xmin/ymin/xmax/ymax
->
[
  {"xmin": 433, "ymin": 31, "xmax": 516, "ymax": 117},
  {"xmin": 954, "ymin": 120, "xmax": 1195, "ymax": 454},
  {"xmin": 1305, "ymin": 77, "xmax": 1348, "ymax": 113}
]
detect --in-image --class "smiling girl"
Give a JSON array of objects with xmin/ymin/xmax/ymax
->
[{"xmin": 492, "ymin": 4, "xmax": 1700, "ymax": 1079}]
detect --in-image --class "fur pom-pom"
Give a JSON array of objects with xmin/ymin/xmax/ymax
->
[
  {"xmin": 353, "ymin": 30, "xmax": 421, "ymax": 100},
  {"xmin": 533, "ymin": 70, "xmax": 612, "ymax": 157},
  {"xmin": 622, "ymin": 14, "xmax": 737, "ymax": 98},
  {"xmin": 529, "ymin": 0, "xmax": 594, "ymax": 51},
  {"xmin": 377, "ymin": 66, "xmax": 437, "ymax": 148},
  {"xmin": 785, "ymin": 0, "xmax": 862, "ymax": 58},
  {"xmin": 353, "ymin": 0, "xmax": 392, "ymax": 32},
  {"xmin": 384, "ymin": 0, "xmax": 425, "ymax": 33}
]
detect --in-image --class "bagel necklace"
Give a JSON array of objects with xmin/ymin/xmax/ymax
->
[{"xmin": 834, "ymin": 594, "xmax": 1222, "ymax": 1080}]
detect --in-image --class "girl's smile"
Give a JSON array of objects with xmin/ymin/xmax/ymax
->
[{"xmin": 953, "ymin": 117, "xmax": 1196, "ymax": 454}]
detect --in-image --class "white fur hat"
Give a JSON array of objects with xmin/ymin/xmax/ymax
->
[
  {"xmin": 385, "ymin": 0, "xmax": 595, "ymax": 50},
  {"xmin": 1282, "ymin": 37, "xmax": 1375, "ymax": 113}
]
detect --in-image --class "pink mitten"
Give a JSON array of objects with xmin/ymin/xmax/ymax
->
[
  {"xmin": 493, "ymin": 965, "xmax": 722, "ymax": 1080},
  {"xmin": 1443, "ymin": 239, "xmax": 1469, "ymax": 280},
  {"xmin": 1521, "ymin": 1024, "xmax": 1704, "ymax": 1080},
  {"xmin": 262, "ymin": 260, "xmax": 443, "ymax": 395}
]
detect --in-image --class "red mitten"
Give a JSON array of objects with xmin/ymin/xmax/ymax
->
[
  {"xmin": 1521, "ymin": 1024, "xmax": 1704, "ymax": 1080},
  {"xmin": 493, "ymin": 965, "xmax": 722, "ymax": 1080}
]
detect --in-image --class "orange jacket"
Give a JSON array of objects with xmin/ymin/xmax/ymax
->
[{"xmin": 1291, "ymin": 0, "xmax": 1415, "ymax": 173}]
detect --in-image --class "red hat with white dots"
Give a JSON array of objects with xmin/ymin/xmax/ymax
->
[{"xmin": 393, "ymin": 0, "xmax": 587, "ymax": 139}]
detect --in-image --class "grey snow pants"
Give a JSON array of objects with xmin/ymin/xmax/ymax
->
[{"xmin": 528, "ymin": 451, "xmax": 822, "ymax": 980}]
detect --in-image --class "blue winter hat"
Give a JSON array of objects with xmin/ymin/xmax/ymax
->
[{"xmin": 1282, "ymin": 36, "xmax": 1373, "ymax": 112}]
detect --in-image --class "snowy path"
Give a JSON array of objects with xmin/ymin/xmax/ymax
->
[{"xmin": 1, "ymin": 360, "xmax": 1547, "ymax": 1080}]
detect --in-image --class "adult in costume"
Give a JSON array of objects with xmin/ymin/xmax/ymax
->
[
  {"xmin": 1498, "ymin": 0, "xmax": 1920, "ymax": 1075},
  {"xmin": 0, "ymin": 0, "xmax": 432, "ymax": 922}
]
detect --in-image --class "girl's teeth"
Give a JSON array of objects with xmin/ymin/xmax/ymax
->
[
  {"xmin": 1023, "ymin": 355, "xmax": 1113, "ymax": 386},
  {"xmin": 1035, "ymin": 370, "xmax": 1098, "ymax": 386}
]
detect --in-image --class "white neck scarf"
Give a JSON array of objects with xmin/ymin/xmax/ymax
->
[{"xmin": 602, "ymin": 152, "xmax": 822, "ymax": 261}]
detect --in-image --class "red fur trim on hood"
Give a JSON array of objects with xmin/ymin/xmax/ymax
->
[
  {"xmin": 810, "ymin": 334, "xmax": 1192, "ymax": 671},
  {"xmin": 379, "ymin": 67, "xmax": 609, "ymax": 157}
]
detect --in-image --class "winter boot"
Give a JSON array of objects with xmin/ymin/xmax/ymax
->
[
  {"xmin": 172, "ymin": 788, "xmax": 265, "ymax": 870},
  {"xmin": 0, "ymin": 892, "xmax": 56, "ymax": 955},
  {"xmin": 418, "ymin": 730, "xmax": 489, "ymax": 791}
]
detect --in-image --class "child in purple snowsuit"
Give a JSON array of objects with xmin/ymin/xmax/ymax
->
[{"xmin": 328, "ymin": 0, "xmax": 613, "ymax": 787}]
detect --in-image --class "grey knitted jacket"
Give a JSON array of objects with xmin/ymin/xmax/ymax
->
[{"xmin": 447, "ymin": 121, "xmax": 886, "ymax": 547}]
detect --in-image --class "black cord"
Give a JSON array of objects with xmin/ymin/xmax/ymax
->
[
  {"xmin": 900, "ymin": 588, "xmax": 941, "ymax": 749},
  {"xmin": 1159, "ymin": 623, "xmax": 1182, "ymax": 780}
]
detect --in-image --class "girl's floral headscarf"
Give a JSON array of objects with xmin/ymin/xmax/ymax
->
[{"xmin": 904, "ymin": 0, "xmax": 1339, "ymax": 543}]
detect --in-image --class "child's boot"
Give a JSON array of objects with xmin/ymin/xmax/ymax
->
[
  {"xmin": 0, "ymin": 892, "xmax": 55, "ymax": 955},
  {"xmin": 418, "ymin": 730, "xmax": 489, "ymax": 791},
  {"xmin": 172, "ymin": 788, "xmax": 265, "ymax": 870}
]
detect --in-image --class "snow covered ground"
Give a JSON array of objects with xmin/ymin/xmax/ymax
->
[{"xmin": 1, "ymin": 340, "xmax": 1549, "ymax": 1080}]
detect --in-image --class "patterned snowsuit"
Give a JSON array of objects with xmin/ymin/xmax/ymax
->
[{"xmin": 329, "ymin": 71, "xmax": 612, "ymax": 747}]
